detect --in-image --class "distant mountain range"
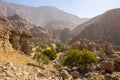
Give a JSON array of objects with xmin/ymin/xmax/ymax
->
[
  {"xmin": 72, "ymin": 9, "xmax": 120, "ymax": 45},
  {"xmin": 0, "ymin": 1, "xmax": 89, "ymax": 30}
]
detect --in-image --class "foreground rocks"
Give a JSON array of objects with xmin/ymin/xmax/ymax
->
[{"xmin": 0, "ymin": 63, "xmax": 61, "ymax": 80}]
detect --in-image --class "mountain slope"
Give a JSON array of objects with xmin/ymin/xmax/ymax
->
[
  {"xmin": 0, "ymin": 1, "xmax": 88, "ymax": 29},
  {"xmin": 44, "ymin": 20, "xmax": 77, "ymax": 30},
  {"xmin": 72, "ymin": 9, "xmax": 120, "ymax": 45}
]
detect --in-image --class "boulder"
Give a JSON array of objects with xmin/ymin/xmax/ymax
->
[
  {"xmin": 111, "ymin": 54, "xmax": 120, "ymax": 63},
  {"xmin": 70, "ymin": 71, "xmax": 80, "ymax": 79},
  {"xmin": 60, "ymin": 70, "xmax": 72, "ymax": 80},
  {"xmin": 99, "ymin": 61, "xmax": 114, "ymax": 73}
]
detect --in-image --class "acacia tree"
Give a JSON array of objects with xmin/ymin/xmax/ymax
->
[{"xmin": 62, "ymin": 49, "xmax": 98, "ymax": 70}]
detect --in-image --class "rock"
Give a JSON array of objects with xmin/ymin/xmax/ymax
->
[
  {"xmin": 111, "ymin": 54, "xmax": 120, "ymax": 63},
  {"xmin": 75, "ymin": 78, "xmax": 82, "ymax": 80},
  {"xmin": 99, "ymin": 61, "xmax": 114, "ymax": 73},
  {"xmin": 10, "ymin": 31, "xmax": 34, "ymax": 55},
  {"xmin": 82, "ymin": 78, "xmax": 88, "ymax": 80},
  {"xmin": 72, "ymin": 67, "xmax": 78, "ymax": 71},
  {"xmin": 60, "ymin": 70, "xmax": 72, "ymax": 80},
  {"xmin": 112, "ymin": 76, "xmax": 120, "ymax": 80},
  {"xmin": 70, "ymin": 71, "xmax": 80, "ymax": 79},
  {"xmin": 104, "ymin": 74, "xmax": 113, "ymax": 80}
]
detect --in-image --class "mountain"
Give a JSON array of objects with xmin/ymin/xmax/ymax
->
[
  {"xmin": 0, "ymin": 1, "xmax": 88, "ymax": 29},
  {"xmin": 72, "ymin": 9, "xmax": 120, "ymax": 45},
  {"xmin": 44, "ymin": 20, "xmax": 77, "ymax": 30}
]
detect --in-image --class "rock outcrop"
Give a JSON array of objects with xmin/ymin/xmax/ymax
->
[
  {"xmin": 0, "ymin": 16, "xmax": 13, "ymax": 51},
  {"xmin": 0, "ymin": 15, "xmax": 34, "ymax": 55},
  {"xmin": 10, "ymin": 31, "xmax": 34, "ymax": 55}
]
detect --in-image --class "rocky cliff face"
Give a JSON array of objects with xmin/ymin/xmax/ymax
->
[
  {"xmin": 0, "ymin": 16, "xmax": 13, "ymax": 51},
  {"xmin": 10, "ymin": 31, "xmax": 34, "ymax": 55},
  {"xmin": 72, "ymin": 9, "xmax": 120, "ymax": 46},
  {"xmin": 0, "ymin": 15, "xmax": 34, "ymax": 55}
]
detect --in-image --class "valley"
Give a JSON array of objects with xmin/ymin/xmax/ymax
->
[{"xmin": 0, "ymin": 1, "xmax": 120, "ymax": 80}]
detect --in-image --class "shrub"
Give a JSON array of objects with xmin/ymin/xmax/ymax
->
[
  {"xmin": 43, "ymin": 49, "xmax": 57, "ymax": 60},
  {"xmin": 33, "ymin": 52, "xmax": 50, "ymax": 66},
  {"xmin": 56, "ymin": 42, "xmax": 66, "ymax": 52},
  {"xmin": 62, "ymin": 49, "xmax": 98, "ymax": 69}
]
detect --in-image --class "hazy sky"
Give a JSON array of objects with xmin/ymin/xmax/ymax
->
[{"xmin": 2, "ymin": 0, "xmax": 120, "ymax": 18}]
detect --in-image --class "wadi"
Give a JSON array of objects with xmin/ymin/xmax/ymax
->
[{"xmin": 0, "ymin": 0, "xmax": 120, "ymax": 80}]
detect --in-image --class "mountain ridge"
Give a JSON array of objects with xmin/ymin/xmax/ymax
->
[
  {"xmin": 0, "ymin": 1, "xmax": 89, "ymax": 29},
  {"xmin": 72, "ymin": 8, "xmax": 120, "ymax": 45}
]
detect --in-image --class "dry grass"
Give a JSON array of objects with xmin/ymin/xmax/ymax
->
[{"xmin": 0, "ymin": 50, "xmax": 37, "ymax": 66}]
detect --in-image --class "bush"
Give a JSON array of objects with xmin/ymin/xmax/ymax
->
[
  {"xmin": 43, "ymin": 49, "xmax": 57, "ymax": 60},
  {"xmin": 56, "ymin": 42, "xmax": 66, "ymax": 52},
  {"xmin": 33, "ymin": 52, "xmax": 50, "ymax": 66},
  {"xmin": 62, "ymin": 49, "xmax": 98, "ymax": 69}
]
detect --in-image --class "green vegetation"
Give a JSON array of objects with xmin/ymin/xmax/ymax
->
[
  {"xmin": 56, "ymin": 42, "xmax": 66, "ymax": 52},
  {"xmin": 43, "ymin": 49, "xmax": 57, "ymax": 60},
  {"xmin": 33, "ymin": 52, "xmax": 50, "ymax": 66},
  {"xmin": 62, "ymin": 49, "xmax": 98, "ymax": 69}
]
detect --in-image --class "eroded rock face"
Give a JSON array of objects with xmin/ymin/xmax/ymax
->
[
  {"xmin": 0, "ymin": 15, "xmax": 34, "ymax": 55},
  {"xmin": 10, "ymin": 31, "xmax": 34, "ymax": 55},
  {"xmin": 0, "ymin": 16, "xmax": 13, "ymax": 51}
]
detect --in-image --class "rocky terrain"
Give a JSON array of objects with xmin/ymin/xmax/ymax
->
[
  {"xmin": 72, "ymin": 9, "xmax": 120, "ymax": 45},
  {"xmin": 0, "ymin": 1, "xmax": 88, "ymax": 30},
  {"xmin": 56, "ymin": 39, "xmax": 120, "ymax": 80},
  {"xmin": 0, "ymin": 1, "xmax": 120, "ymax": 80}
]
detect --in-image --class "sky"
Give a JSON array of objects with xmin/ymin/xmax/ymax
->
[{"xmin": 2, "ymin": 0, "xmax": 120, "ymax": 18}]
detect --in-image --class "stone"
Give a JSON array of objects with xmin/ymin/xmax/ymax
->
[
  {"xmin": 104, "ymin": 74, "xmax": 113, "ymax": 80},
  {"xmin": 70, "ymin": 71, "xmax": 80, "ymax": 79},
  {"xmin": 72, "ymin": 67, "xmax": 78, "ymax": 71},
  {"xmin": 112, "ymin": 54, "xmax": 120, "ymax": 63},
  {"xmin": 99, "ymin": 61, "xmax": 114, "ymax": 73},
  {"xmin": 60, "ymin": 70, "xmax": 72, "ymax": 80}
]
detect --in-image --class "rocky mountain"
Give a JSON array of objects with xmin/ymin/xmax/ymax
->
[
  {"xmin": 0, "ymin": 1, "xmax": 88, "ymax": 29},
  {"xmin": 72, "ymin": 9, "xmax": 120, "ymax": 45},
  {"xmin": 44, "ymin": 20, "xmax": 77, "ymax": 30}
]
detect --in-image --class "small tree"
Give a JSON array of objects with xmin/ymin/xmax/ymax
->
[
  {"xmin": 43, "ymin": 49, "xmax": 57, "ymax": 60},
  {"xmin": 62, "ymin": 49, "xmax": 98, "ymax": 70},
  {"xmin": 33, "ymin": 52, "xmax": 50, "ymax": 67}
]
